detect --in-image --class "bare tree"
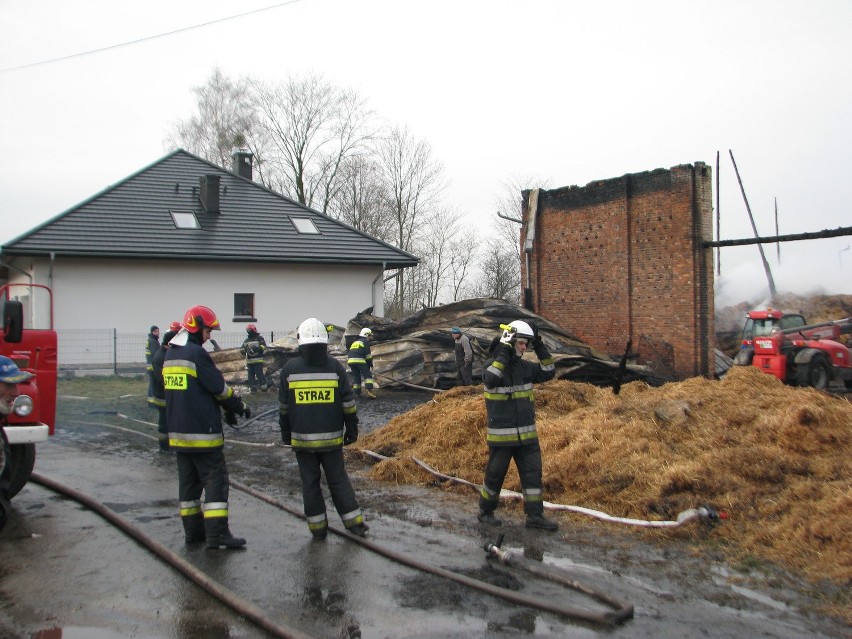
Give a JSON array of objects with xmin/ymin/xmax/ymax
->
[
  {"xmin": 326, "ymin": 153, "xmax": 394, "ymax": 243},
  {"xmin": 250, "ymin": 74, "xmax": 374, "ymax": 211},
  {"xmin": 165, "ymin": 68, "xmax": 257, "ymax": 169},
  {"xmin": 473, "ymin": 236, "xmax": 522, "ymax": 302},
  {"xmin": 378, "ymin": 126, "xmax": 445, "ymax": 317}
]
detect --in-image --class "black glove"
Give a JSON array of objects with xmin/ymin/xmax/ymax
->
[
  {"xmin": 527, "ymin": 321, "xmax": 540, "ymax": 346},
  {"xmin": 279, "ymin": 414, "xmax": 291, "ymax": 444},
  {"xmin": 343, "ymin": 423, "xmax": 358, "ymax": 445},
  {"xmin": 224, "ymin": 410, "xmax": 238, "ymax": 427}
]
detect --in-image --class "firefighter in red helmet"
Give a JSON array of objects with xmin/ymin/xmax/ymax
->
[
  {"xmin": 240, "ymin": 323, "xmax": 271, "ymax": 393},
  {"xmin": 163, "ymin": 305, "xmax": 252, "ymax": 549}
]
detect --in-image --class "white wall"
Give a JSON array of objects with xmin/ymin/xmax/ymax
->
[{"xmin": 9, "ymin": 256, "xmax": 384, "ymax": 333}]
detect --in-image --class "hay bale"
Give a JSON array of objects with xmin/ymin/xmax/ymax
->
[{"xmin": 356, "ymin": 364, "xmax": 852, "ymax": 585}]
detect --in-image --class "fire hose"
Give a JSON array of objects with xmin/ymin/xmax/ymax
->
[{"xmin": 355, "ymin": 451, "xmax": 726, "ymax": 528}]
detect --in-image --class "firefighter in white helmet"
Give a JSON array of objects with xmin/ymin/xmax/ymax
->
[
  {"xmin": 347, "ymin": 327, "xmax": 376, "ymax": 399},
  {"xmin": 478, "ymin": 319, "xmax": 559, "ymax": 531},
  {"xmin": 279, "ymin": 318, "xmax": 368, "ymax": 539}
]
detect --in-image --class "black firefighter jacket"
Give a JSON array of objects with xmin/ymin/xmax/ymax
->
[
  {"xmin": 163, "ymin": 337, "xmax": 243, "ymax": 453},
  {"xmin": 482, "ymin": 342, "xmax": 556, "ymax": 447},
  {"xmin": 279, "ymin": 353, "xmax": 358, "ymax": 452}
]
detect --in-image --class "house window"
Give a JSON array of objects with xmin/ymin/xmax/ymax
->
[
  {"xmin": 291, "ymin": 217, "xmax": 320, "ymax": 234},
  {"xmin": 170, "ymin": 210, "xmax": 200, "ymax": 229},
  {"xmin": 234, "ymin": 293, "xmax": 256, "ymax": 321}
]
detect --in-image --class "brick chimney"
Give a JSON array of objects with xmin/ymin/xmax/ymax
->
[
  {"xmin": 231, "ymin": 148, "xmax": 253, "ymax": 181},
  {"xmin": 198, "ymin": 175, "xmax": 220, "ymax": 213}
]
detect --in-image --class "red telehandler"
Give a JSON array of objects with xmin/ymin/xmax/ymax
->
[{"xmin": 732, "ymin": 308, "xmax": 852, "ymax": 390}]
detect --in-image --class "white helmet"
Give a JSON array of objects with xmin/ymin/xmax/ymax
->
[
  {"xmin": 297, "ymin": 318, "xmax": 329, "ymax": 345},
  {"xmin": 359, "ymin": 327, "xmax": 372, "ymax": 337},
  {"xmin": 507, "ymin": 320, "xmax": 535, "ymax": 340}
]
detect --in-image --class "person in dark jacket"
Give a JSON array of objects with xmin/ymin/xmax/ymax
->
[
  {"xmin": 451, "ymin": 326, "xmax": 474, "ymax": 386},
  {"xmin": 150, "ymin": 328, "xmax": 178, "ymax": 452},
  {"xmin": 240, "ymin": 324, "xmax": 270, "ymax": 392},
  {"xmin": 164, "ymin": 305, "xmax": 251, "ymax": 549},
  {"xmin": 145, "ymin": 325, "xmax": 160, "ymax": 407},
  {"xmin": 347, "ymin": 327, "xmax": 376, "ymax": 398},
  {"xmin": 279, "ymin": 317, "xmax": 367, "ymax": 539},
  {"xmin": 478, "ymin": 320, "xmax": 559, "ymax": 531}
]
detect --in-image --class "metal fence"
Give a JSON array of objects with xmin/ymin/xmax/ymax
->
[{"xmin": 56, "ymin": 329, "xmax": 289, "ymax": 373}]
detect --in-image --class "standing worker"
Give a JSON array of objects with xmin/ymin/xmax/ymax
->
[
  {"xmin": 279, "ymin": 318, "xmax": 368, "ymax": 539},
  {"xmin": 0, "ymin": 356, "xmax": 35, "ymax": 532},
  {"xmin": 478, "ymin": 320, "xmax": 559, "ymax": 531},
  {"xmin": 145, "ymin": 325, "xmax": 160, "ymax": 407},
  {"xmin": 451, "ymin": 327, "xmax": 474, "ymax": 386},
  {"xmin": 240, "ymin": 324, "xmax": 271, "ymax": 393},
  {"xmin": 164, "ymin": 306, "xmax": 251, "ymax": 549},
  {"xmin": 150, "ymin": 327, "xmax": 179, "ymax": 452},
  {"xmin": 347, "ymin": 327, "xmax": 376, "ymax": 399}
]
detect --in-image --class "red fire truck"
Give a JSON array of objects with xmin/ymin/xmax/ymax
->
[{"xmin": 0, "ymin": 283, "xmax": 57, "ymax": 527}]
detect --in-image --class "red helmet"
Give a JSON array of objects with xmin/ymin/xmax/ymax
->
[
  {"xmin": 168, "ymin": 321, "xmax": 181, "ymax": 332},
  {"xmin": 182, "ymin": 305, "xmax": 221, "ymax": 333},
  {"xmin": 246, "ymin": 324, "xmax": 257, "ymax": 332}
]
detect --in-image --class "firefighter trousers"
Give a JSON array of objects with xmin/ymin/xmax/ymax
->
[
  {"xmin": 295, "ymin": 448, "xmax": 364, "ymax": 535},
  {"xmin": 246, "ymin": 362, "xmax": 267, "ymax": 391},
  {"xmin": 479, "ymin": 442, "xmax": 544, "ymax": 517},
  {"xmin": 176, "ymin": 449, "xmax": 232, "ymax": 538},
  {"xmin": 348, "ymin": 363, "xmax": 374, "ymax": 394}
]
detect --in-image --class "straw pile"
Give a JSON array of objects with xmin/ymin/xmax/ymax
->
[{"xmin": 355, "ymin": 365, "xmax": 851, "ymax": 587}]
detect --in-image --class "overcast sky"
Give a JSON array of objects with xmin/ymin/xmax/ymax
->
[{"xmin": 1, "ymin": 0, "xmax": 849, "ymax": 307}]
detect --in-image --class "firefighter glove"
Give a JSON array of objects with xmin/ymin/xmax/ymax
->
[{"xmin": 343, "ymin": 424, "xmax": 358, "ymax": 446}]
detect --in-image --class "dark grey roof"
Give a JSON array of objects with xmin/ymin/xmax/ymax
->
[{"xmin": 1, "ymin": 149, "xmax": 418, "ymax": 268}]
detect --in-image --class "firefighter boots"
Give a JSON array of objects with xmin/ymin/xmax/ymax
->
[
  {"xmin": 182, "ymin": 513, "xmax": 206, "ymax": 544},
  {"xmin": 525, "ymin": 514, "xmax": 559, "ymax": 531},
  {"xmin": 348, "ymin": 523, "xmax": 369, "ymax": 537},
  {"xmin": 205, "ymin": 517, "xmax": 246, "ymax": 549},
  {"xmin": 477, "ymin": 511, "xmax": 502, "ymax": 526}
]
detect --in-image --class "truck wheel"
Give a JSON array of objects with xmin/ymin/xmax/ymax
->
[
  {"xmin": 6, "ymin": 444, "xmax": 35, "ymax": 498},
  {"xmin": 795, "ymin": 356, "xmax": 831, "ymax": 390}
]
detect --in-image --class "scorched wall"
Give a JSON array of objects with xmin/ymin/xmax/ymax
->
[{"xmin": 521, "ymin": 163, "xmax": 714, "ymax": 380}]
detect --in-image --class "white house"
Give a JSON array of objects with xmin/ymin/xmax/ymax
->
[{"xmin": 0, "ymin": 149, "xmax": 418, "ymax": 367}]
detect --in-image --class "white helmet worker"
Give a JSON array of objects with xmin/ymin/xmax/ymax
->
[
  {"xmin": 500, "ymin": 320, "xmax": 535, "ymax": 344},
  {"xmin": 297, "ymin": 318, "xmax": 329, "ymax": 345},
  {"xmin": 359, "ymin": 327, "xmax": 372, "ymax": 337}
]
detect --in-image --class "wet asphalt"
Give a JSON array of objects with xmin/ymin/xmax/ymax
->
[{"xmin": 0, "ymin": 388, "xmax": 848, "ymax": 639}]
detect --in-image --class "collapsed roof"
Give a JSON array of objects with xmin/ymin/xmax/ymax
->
[{"xmin": 213, "ymin": 298, "xmax": 664, "ymax": 389}]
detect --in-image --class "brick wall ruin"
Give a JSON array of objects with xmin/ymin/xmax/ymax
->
[{"xmin": 521, "ymin": 163, "xmax": 715, "ymax": 380}]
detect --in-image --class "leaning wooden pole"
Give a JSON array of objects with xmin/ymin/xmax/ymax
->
[
  {"xmin": 728, "ymin": 150, "xmax": 777, "ymax": 298},
  {"xmin": 716, "ymin": 151, "xmax": 721, "ymax": 275}
]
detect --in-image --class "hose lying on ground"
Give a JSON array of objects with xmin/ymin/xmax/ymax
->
[
  {"xmin": 30, "ymin": 472, "xmax": 315, "ymax": 639},
  {"xmin": 353, "ymin": 450, "xmax": 725, "ymax": 528}
]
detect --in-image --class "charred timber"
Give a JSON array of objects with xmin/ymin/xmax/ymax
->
[{"xmin": 705, "ymin": 226, "xmax": 852, "ymax": 248}]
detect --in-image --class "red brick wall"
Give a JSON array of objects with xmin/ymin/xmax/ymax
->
[{"xmin": 521, "ymin": 163, "xmax": 715, "ymax": 380}]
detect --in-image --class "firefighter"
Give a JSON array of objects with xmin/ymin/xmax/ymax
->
[
  {"xmin": 279, "ymin": 318, "xmax": 368, "ymax": 539},
  {"xmin": 240, "ymin": 324, "xmax": 270, "ymax": 392},
  {"xmin": 164, "ymin": 306, "xmax": 251, "ymax": 549},
  {"xmin": 145, "ymin": 325, "xmax": 160, "ymax": 407},
  {"xmin": 478, "ymin": 320, "xmax": 559, "ymax": 531},
  {"xmin": 347, "ymin": 327, "xmax": 376, "ymax": 398},
  {"xmin": 150, "ymin": 327, "xmax": 179, "ymax": 452},
  {"xmin": 0, "ymin": 356, "xmax": 34, "ymax": 533}
]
